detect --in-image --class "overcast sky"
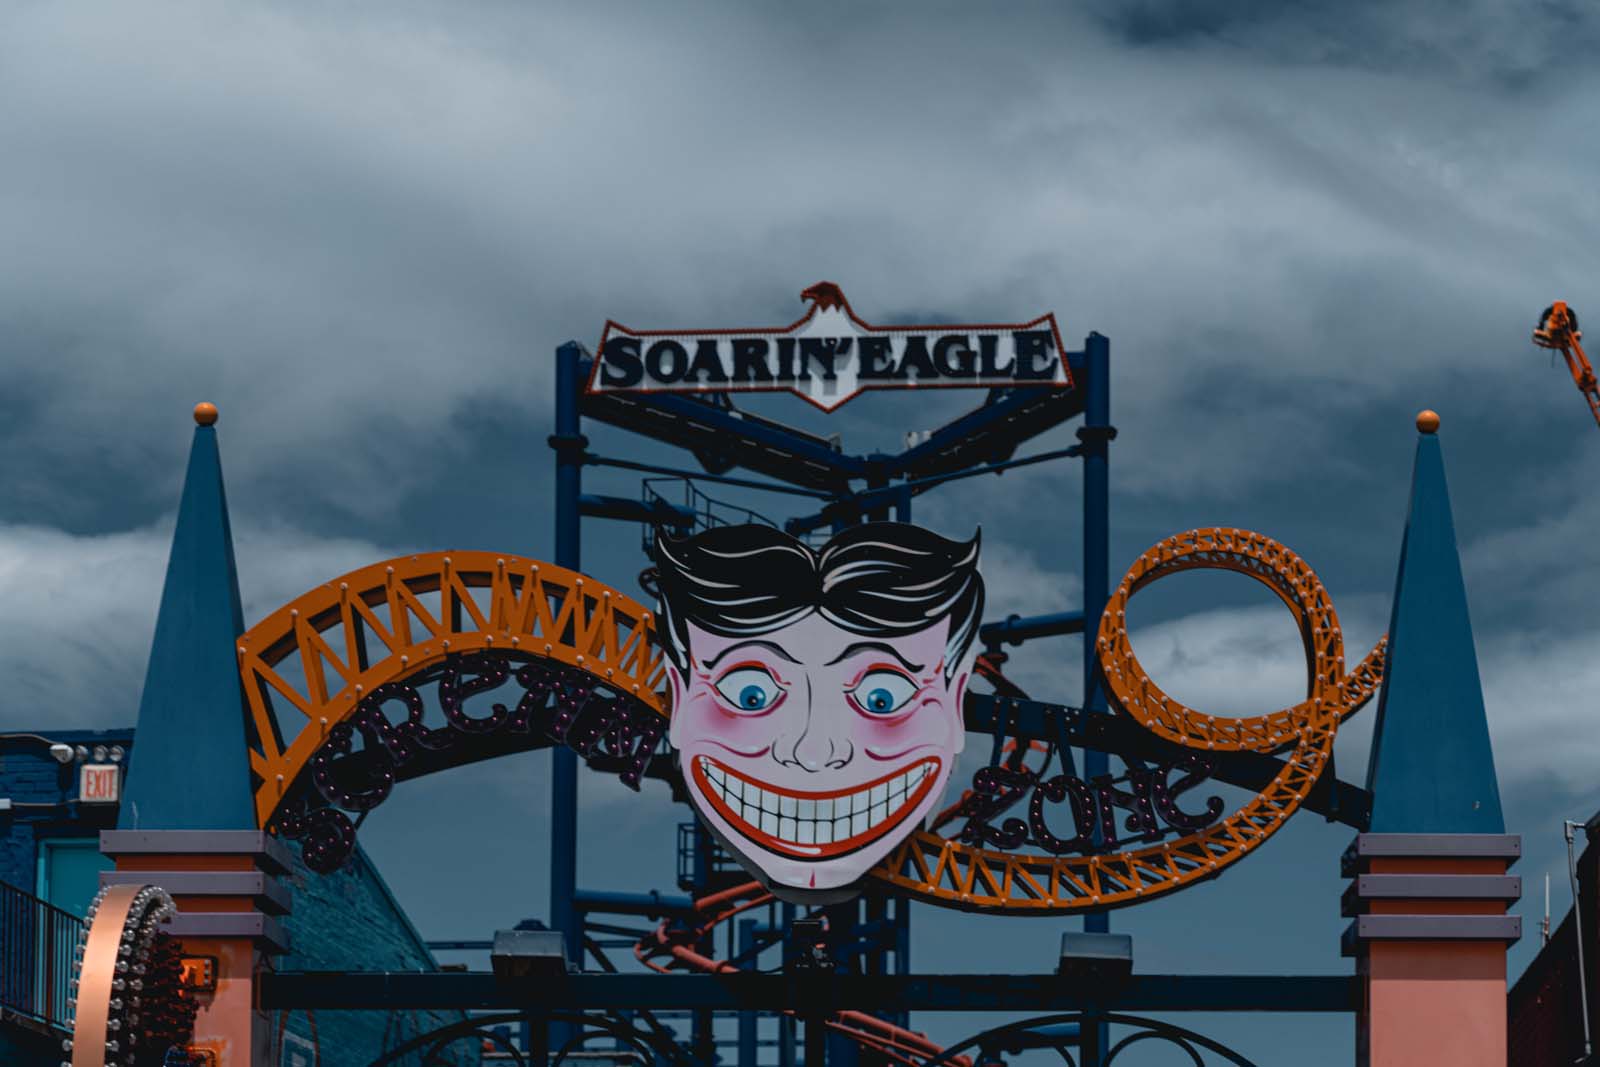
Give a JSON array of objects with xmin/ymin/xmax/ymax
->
[{"xmin": 4, "ymin": 2, "xmax": 1600, "ymax": 1064}]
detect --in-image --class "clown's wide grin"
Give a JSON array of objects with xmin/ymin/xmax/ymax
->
[{"xmin": 691, "ymin": 754, "xmax": 940, "ymax": 858}]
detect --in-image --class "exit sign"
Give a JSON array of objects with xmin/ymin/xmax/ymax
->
[{"xmin": 79, "ymin": 764, "xmax": 120, "ymax": 804}]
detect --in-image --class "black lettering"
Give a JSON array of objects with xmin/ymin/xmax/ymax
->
[
  {"xmin": 798, "ymin": 338, "xmax": 844, "ymax": 381},
  {"xmin": 1154, "ymin": 757, "xmax": 1224, "ymax": 831},
  {"xmin": 1095, "ymin": 769, "xmax": 1162, "ymax": 844},
  {"xmin": 312, "ymin": 722, "xmax": 394, "ymax": 812},
  {"xmin": 1013, "ymin": 330, "xmax": 1057, "ymax": 380},
  {"xmin": 977, "ymin": 334, "xmax": 1012, "ymax": 378},
  {"xmin": 599, "ymin": 336, "xmax": 644, "ymax": 387},
  {"xmin": 731, "ymin": 338, "xmax": 774, "ymax": 383},
  {"xmin": 957, "ymin": 766, "xmax": 1032, "ymax": 849},
  {"xmin": 684, "ymin": 339, "xmax": 730, "ymax": 385},
  {"xmin": 895, "ymin": 335, "xmax": 937, "ymax": 381},
  {"xmin": 505, "ymin": 663, "xmax": 561, "ymax": 732},
  {"xmin": 439, "ymin": 654, "xmax": 511, "ymax": 734},
  {"xmin": 645, "ymin": 340, "xmax": 689, "ymax": 383},
  {"xmin": 857, "ymin": 336, "xmax": 896, "ymax": 379},
  {"xmin": 933, "ymin": 335, "xmax": 976, "ymax": 378},
  {"xmin": 775, "ymin": 338, "xmax": 798, "ymax": 383},
  {"xmin": 1028, "ymin": 773, "xmax": 1094, "ymax": 855},
  {"xmin": 1090, "ymin": 775, "xmax": 1122, "ymax": 849},
  {"xmin": 568, "ymin": 694, "xmax": 625, "ymax": 758}
]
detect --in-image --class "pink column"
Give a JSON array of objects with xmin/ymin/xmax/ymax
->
[
  {"xmin": 101, "ymin": 829, "xmax": 292, "ymax": 1067},
  {"xmin": 1343, "ymin": 834, "xmax": 1521, "ymax": 1067}
]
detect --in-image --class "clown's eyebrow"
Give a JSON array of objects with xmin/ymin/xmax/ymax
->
[
  {"xmin": 824, "ymin": 641, "xmax": 924, "ymax": 672},
  {"xmin": 702, "ymin": 640, "xmax": 802, "ymax": 669}
]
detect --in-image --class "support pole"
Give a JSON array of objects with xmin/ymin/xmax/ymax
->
[
  {"xmin": 1078, "ymin": 1009, "xmax": 1104, "ymax": 1067},
  {"xmin": 780, "ymin": 902, "xmax": 798, "ymax": 1067},
  {"xmin": 805, "ymin": 1014, "xmax": 828, "ymax": 1067},
  {"xmin": 738, "ymin": 921, "xmax": 759, "ymax": 1067},
  {"xmin": 1079, "ymin": 333, "xmax": 1110, "ymax": 940},
  {"xmin": 550, "ymin": 342, "xmax": 586, "ymax": 1059},
  {"xmin": 894, "ymin": 896, "xmax": 911, "ymax": 1029},
  {"xmin": 691, "ymin": 822, "xmax": 714, "ymax": 1062},
  {"xmin": 1079, "ymin": 333, "xmax": 1112, "ymax": 1064},
  {"xmin": 825, "ymin": 901, "xmax": 861, "ymax": 1067}
]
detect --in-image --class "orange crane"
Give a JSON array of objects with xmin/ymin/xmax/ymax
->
[{"xmin": 1533, "ymin": 301, "xmax": 1600, "ymax": 428}]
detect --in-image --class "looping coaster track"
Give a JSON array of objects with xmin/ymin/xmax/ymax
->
[
  {"xmin": 867, "ymin": 527, "xmax": 1385, "ymax": 912},
  {"xmin": 239, "ymin": 528, "xmax": 1382, "ymax": 915}
]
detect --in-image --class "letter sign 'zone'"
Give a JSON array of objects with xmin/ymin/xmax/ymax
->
[{"xmin": 588, "ymin": 282, "xmax": 1073, "ymax": 412}]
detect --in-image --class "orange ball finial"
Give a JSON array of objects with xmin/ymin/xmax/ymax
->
[
  {"xmin": 193, "ymin": 402, "xmax": 219, "ymax": 426},
  {"xmin": 1415, "ymin": 409, "xmax": 1440, "ymax": 434}
]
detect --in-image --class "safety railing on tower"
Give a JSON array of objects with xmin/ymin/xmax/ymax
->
[
  {"xmin": 640, "ymin": 478, "xmax": 830, "ymax": 553},
  {"xmin": 0, "ymin": 879, "xmax": 84, "ymax": 1034}
]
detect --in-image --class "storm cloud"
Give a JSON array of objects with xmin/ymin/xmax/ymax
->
[{"xmin": 3, "ymin": 3, "xmax": 1599, "ymax": 1063}]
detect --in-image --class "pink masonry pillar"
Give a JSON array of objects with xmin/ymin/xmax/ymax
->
[
  {"xmin": 101, "ymin": 830, "xmax": 292, "ymax": 1067},
  {"xmin": 1343, "ymin": 834, "xmax": 1521, "ymax": 1067}
]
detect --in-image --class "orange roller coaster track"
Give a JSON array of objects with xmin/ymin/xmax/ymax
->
[
  {"xmin": 241, "ymin": 530, "xmax": 1382, "ymax": 915},
  {"xmin": 239, "ymin": 551, "xmax": 668, "ymax": 830},
  {"xmin": 867, "ymin": 527, "xmax": 1385, "ymax": 913}
]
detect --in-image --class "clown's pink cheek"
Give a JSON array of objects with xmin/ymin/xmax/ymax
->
[
  {"xmin": 680, "ymin": 690, "xmax": 781, "ymax": 744},
  {"xmin": 855, "ymin": 698, "xmax": 950, "ymax": 746}
]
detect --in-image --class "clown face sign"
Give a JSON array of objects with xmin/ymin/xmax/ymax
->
[{"xmin": 654, "ymin": 523, "xmax": 983, "ymax": 899}]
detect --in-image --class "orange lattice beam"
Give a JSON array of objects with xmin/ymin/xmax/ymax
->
[
  {"xmin": 238, "ymin": 551, "xmax": 667, "ymax": 829},
  {"xmin": 868, "ymin": 527, "xmax": 1385, "ymax": 913}
]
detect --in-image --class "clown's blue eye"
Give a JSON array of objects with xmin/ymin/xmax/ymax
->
[
  {"xmin": 713, "ymin": 667, "xmax": 784, "ymax": 712},
  {"xmin": 851, "ymin": 670, "xmax": 918, "ymax": 716}
]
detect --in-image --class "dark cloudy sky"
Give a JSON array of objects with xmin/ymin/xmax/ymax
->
[{"xmin": 5, "ymin": 2, "xmax": 1600, "ymax": 1063}]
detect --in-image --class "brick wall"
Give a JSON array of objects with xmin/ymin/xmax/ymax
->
[
  {"xmin": 0, "ymin": 728, "xmax": 480, "ymax": 1067},
  {"xmin": 275, "ymin": 844, "xmax": 480, "ymax": 1067},
  {"xmin": 0, "ymin": 729, "xmax": 131, "ymax": 894}
]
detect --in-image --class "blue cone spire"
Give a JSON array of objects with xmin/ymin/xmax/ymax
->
[
  {"xmin": 120, "ymin": 412, "xmax": 257, "ymax": 830},
  {"xmin": 1364, "ymin": 417, "xmax": 1504, "ymax": 833}
]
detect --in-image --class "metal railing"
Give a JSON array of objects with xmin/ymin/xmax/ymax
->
[
  {"xmin": 639, "ymin": 477, "xmax": 781, "ymax": 555},
  {"xmin": 0, "ymin": 879, "xmax": 84, "ymax": 1032}
]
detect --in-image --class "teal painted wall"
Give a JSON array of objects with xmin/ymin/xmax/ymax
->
[{"xmin": 0, "ymin": 729, "xmax": 479, "ymax": 1067}]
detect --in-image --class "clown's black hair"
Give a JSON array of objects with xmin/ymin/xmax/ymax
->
[{"xmin": 652, "ymin": 522, "xmax": 984, "ymax": 682}]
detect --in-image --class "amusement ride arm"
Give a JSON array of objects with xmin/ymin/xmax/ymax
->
[
  {"xmin": 633, "ymin": 878, "xmax": 971, "ymax": 1066},
  {"xmin": 1534, "ymin": 301, "xmax": 1600, "ymax": 428}
]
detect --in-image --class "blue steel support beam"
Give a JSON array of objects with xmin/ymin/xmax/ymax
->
[
  {"xmin": 963, "ymin": 694, "xmax": 1370, "ymax": 829},
  {"xmin": 885, "ymin": 355, "xmax": 1088, "ymax": 480},
  {"xmin": 979, "ymin": 611, "xmax": 1086, "ymax": 649},
  {"xmin": 577, "ymin": 494, "xmax": 696, "ymax": 528},
  {"xmin": 572, "ymin": 890, "xmax": 697, "ymax": 919},
  {"xmin": 261, "ymin": 972, "xmax": 1360, "ymax": 1013},
  {"xmin": 784, "ymin": 444, "xmax": 1086, "ymax": 536},
  {"xmin": 738, "ymin": 921, "xmax": 759, "ymax": 1067},
  {"xmin": 585, "ymin": 454, "xmax": 833, "ymax": 499},
  {"xmin": 780, "ymin": 902, "xmax": 797, "ymax": 1067},
  {"xmin": 1080, "ymin": 333, "xmax": 1112, "ymax": 953},
  {"xmin": 578, "ymin": 362, "xmax": 870, "ymax": 490},
  {"xmin": 551, "ymin": 345, "xmax": 584, "ymax": 1003},
  {"xmin": 824, "ymin": 902, "xmax": 862, "ymax": 1067}
]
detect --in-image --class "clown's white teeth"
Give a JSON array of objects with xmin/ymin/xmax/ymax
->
[{"xmin": 698, "ymin": 757, "xmax": 935, "ymax": 846}]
